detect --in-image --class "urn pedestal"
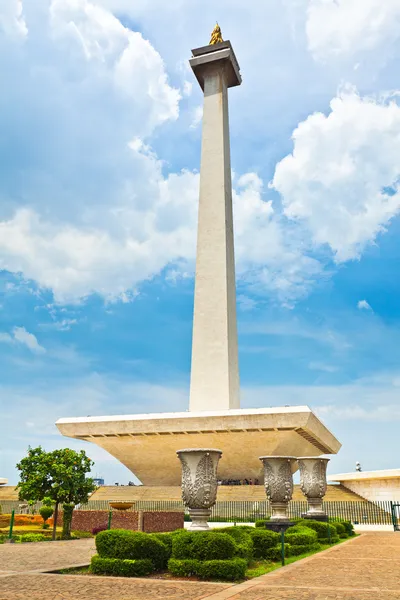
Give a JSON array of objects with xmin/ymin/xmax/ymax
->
[
  {"xmin": 177, "ymin": 448, "xmax": 222, "ymax": 530},
  {"xmin": 259, "ymin": 456, "xmax": 297, "ymax": 530},
  {"xmin": 298, "ymin": 457, "xmax": 329, "ymax": 521}
]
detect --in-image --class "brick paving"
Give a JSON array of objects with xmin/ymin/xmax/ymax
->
[
  {"xmin": 0, "ymin": 538, "xmax": 96, "ymax": 576},
  {"xmin": 1, "ymin": 533, "xmax": 400, "ymax": 599}
]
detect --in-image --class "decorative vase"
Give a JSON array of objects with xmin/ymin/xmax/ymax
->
[
  {"xmin": 176, "ymin": 448, "xmax": 222, "ymax": 530},
  {"xmin": 298, "ymin": 457, "xmax": 329, "ymax": 520},
  {"xmin": 259, "ymin": 456, "xmax": 297, "ymax": 522}
]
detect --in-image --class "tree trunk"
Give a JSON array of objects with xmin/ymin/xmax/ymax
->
[
  {"xmin": 52, "ymin": 502, "xmax": 59, "ymax": 541},
  {"xmin": 62, "ymin": 503, "xmax": 74, "ymax": 539}
]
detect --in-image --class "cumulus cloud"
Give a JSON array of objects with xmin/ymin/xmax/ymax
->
[
  {"xmin": 0, "ymin": 0, "xmax": 325, "ymax": 305},
  {"xmin": 272, "ymin": 86, "xmax": 400, "ymax": 262},
  {"xmin": 0, "ymin": 327, "xmax": 45, "ymax": 353},
  {"xmin": 0, "ymin": 0, "xmax": 27, "ymax": 38},
  {"xmin": 357, "ymin": 300, "xmax": 372, "ymax": 311},
  {"xmin": 306, "ymin": 0, "xmax": 400, "ymax": 61}
]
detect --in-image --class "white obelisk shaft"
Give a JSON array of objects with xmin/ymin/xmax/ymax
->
[{"xmin": 189, "ymin": 48, "xmax": 240, "ymax": 412}]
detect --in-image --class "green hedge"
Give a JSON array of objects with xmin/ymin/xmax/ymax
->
[
  {"xmin": 95, "ymin": 530, "xmax": 168, "ymax": 570},
  {"xmin": 168, "ymin": 558, "xmax": 201, "ymax": 577},
  {"xmin": 255, "ymin": 519, "xmax": 270, "ymax": 528},
  {"xmin": 171, "ymin": 531, "xmax": 236, "ymax": 561},
  {"xmin": 249, "ymin": 529, "xmax": 280, "ymax": 558},
  {"xmin": 288, "ymin": 542, "xmax": 320, "ymax": 556},
  {"xmin": 17, "ymin": 534, "xmax": 46, "ymax": 543},
  {"xmin": 213, "ymin": 527, "xmax": 253, "ymax": 561},
  {"xmin": 262, "ymin": 543, "xmax": 290, "ymax": 561},
  {"xmin": 297, "ymin": 520, "xmax": 335, "ymax": 538},
  {"xmin": 91, "ymin": 555, "xmax": 153, "ymax": 577},
  {"xmin": 198, "ymin": 558, "xmax": 247, "ymax": 581},
  {"xmin": 285, "ymin": 527, "xmax": 318, "ymax": 546},
  {"xmin": 340, "ymin": 520, "xmax": 355, "ymax": 537},
  {"xmin": 168, "ymin": 557, "xmax": 247, "ymax": 581}
]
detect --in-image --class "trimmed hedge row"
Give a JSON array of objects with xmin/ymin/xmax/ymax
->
[
  {"xmin": 95, "ymin": 529, "xmax": 168, "ymax": 570},
  {"xmin": 91, "ymin": 556, "xmax": 154, "ymax": 577},
  {"xmin": 91, "ymin": 517, "xmax": 353, "ymax": 581},
  {"xmin": 168, "ymin": 558, "xmax": 247, "ymax": 581}
]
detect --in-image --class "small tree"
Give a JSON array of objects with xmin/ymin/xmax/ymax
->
[
  {"xmin": 17, "ymin": 446, "xmax": 96, "ymax": 540},
  {"xmin": 39, "ymin": 497, "xmax": 54, "ymax": 529}
]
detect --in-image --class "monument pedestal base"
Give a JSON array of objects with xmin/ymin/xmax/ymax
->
[
  {"xmin": 188, "ymin": 508, "xmax": 212, "ymax": 530},
  {"xmin": 301, "ymin": 513, "xmax": 329, "ymax": 522},
  {"xmin": 265, "ymin": 521, "xmax": 295, "ymax": 534}
]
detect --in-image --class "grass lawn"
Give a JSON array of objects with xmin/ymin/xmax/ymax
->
[
  {"xmin": 0, "ymin": 525, "xmax": 62, "ymax": 534},
  {"xmin": 246, "ymin": 542, "xmax": 340, "ymax": 578}
]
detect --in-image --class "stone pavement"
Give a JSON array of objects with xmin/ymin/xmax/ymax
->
[{"xmin": 1, "ymin": 533, "xmax": 400, "ymax": 599}]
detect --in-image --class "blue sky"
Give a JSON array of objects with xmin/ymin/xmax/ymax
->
[{"xmin": 2, "ymin": 0, "xmax": 400, "ymax": 485}]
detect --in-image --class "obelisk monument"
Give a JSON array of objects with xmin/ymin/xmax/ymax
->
[
  {"xmin": 189, "ymin": 25, "xmax": 242, "ymax": 412},
  {"xmin": 56, "ymin": 28, "xmax": 341, "ymax": 486}
]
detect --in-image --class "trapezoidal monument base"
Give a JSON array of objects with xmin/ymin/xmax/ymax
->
[{"xmin": 56, "ymin": 406, "xmax": 340, "ymax": 486}]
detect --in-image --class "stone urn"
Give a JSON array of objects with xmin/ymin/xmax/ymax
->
[
  {"xmin": 298, "ymin": 457, "xmax": 329, "ymax": 521},
  {"xmin": 259, "ymin": 456, "xmax": 297, "ymax": 522},
  {"xmin": 176, "ymin": 448, "xmax": 222, "ymax": 530},
  {"xmin": 109, "ymin": 501, "xmax": 135, "ymax": 511}
]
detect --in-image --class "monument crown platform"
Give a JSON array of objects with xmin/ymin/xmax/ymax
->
[
  {"xmin": 56, "ymin": 29, "xmax": 341, "ymax": 483},
  {"xmin": 56, "ymin": 407, "xmax": 340, "ymax": 486}
]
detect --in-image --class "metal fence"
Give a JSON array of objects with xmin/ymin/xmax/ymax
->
[{"xmin": 1, "ymin": 499, "xmax": 395, "ymax": 525}]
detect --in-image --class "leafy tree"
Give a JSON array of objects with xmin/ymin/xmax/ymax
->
[
  {"xmin": 17, "ymin": 446, "xmax": 96, "ymax": 540},
  {"xmin": 39, "ymin": 505, "xmax": 54, "ymax": 527}
]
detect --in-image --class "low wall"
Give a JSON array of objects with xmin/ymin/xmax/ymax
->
[
  {"xmin": 57, "ymin": 510, "xmax": 183, "ymax": 533},
  {"xmin": 341, "ymin": 479, "xmax": 400, "ymax": 503}
]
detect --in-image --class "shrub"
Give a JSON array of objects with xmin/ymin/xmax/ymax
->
[
  {"xmin": 340, "ymin": 520, "xmax": 355, "ymax": 537},
  {"xmin": 297, "ymin": 520, "xmax": 334, "ymax": 538},
  {"xmin": 91, "ymin": 555, "xmax": 153, "ymax": 577},
  {"xmin": 92, "ymin": 526, "xmax": 108, "ymax": 535},
  {"xmin": 152, "ymin": 532, "xmax": 174, "ymax": 559},
  {"xmin": 263, "ymin": 543, "xmax": 290, "ymax": 561},
  {"xmin": 255, "ymin": 519, "xmax": 270, "ymax": 528},
  {"xmin": 73, "ymin": 530, "xmax": 94, "ymax": 539},
  {"xmin": 18, "ymin": 533, "xmax": 46, "ymax": 543},
  {"xmin": 96, "ymin": 530, "xmax": 168, "ymax": 570},
  {"xmin": 197, "ymin": 558, "xmax": 247, "ymax": 581},
  {"xmin": 331, "ymin": 522, "xmax": 347, "ymax": 538},
  {"xmin": 172, "ymin": 531, "xmax": 236, "ymax": 561},
  {"xmin": 285, "ymin": 527, "xmax": 318, "ymax": 546},
  {"xmin": 39, "ymin": 506, "xmax": 54, "ymax": 525},
  {"xmin": 288, "ymin": 542, "xmax": 320, "ymax": 556},
  {"xmin": 213, "ymin": 527, "xmax": 253, "ymax": 561},
  {"xmin": 168, "ymin": 558, "xmax": 201, "ymax": 577},
  {"xmin": 249, "ymin": 529, "xmax": 279, "ymax": 558}
]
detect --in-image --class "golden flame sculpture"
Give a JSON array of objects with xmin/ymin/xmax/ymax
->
[{"xmin": 209, "ymin": 23, "xmax": 223, "ymax": 45}]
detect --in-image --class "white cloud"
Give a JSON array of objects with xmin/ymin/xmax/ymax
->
[
  {"xmin": 0, "ymin": 332, "xmax": 13, "ymax": 344},
  {"xmin": 182, "ymin": 80, "xmax": 192, "ymax": 97},
  {"xmin": 272, "ymin": 86, "xmax": 400, "ymax": 262},
  {"xmin": 309, "ymin": 361, "xmax": 338, "ymax": 373},
  {"xmin": 316, "ymin": 403, "xmax": 400, "ymax": 422},
  {"xmin": 0, "ymin": 327, "xmax": 45, "ymax": 353},
  {"xmin": 13, "ymin": 327, "xmax": 46, "ymax": 354},
  {"xmin": 0, "ymin": 0, "xmax": 28, "ymax": 38},
  {"xmin": 357, "ymin": 300, "xmax": 372, "ymax": 311},
  {"xmin": 190, "ymin": 105, "xmax": 203, "ymax": 129},
  {"xmin": 306, "ymin": 0, "xmax": 400, "ymax": 61}
]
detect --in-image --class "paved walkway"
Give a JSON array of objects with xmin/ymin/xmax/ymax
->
[{"xmin": 1, "ymin": 533, "xmax": 400, "ymax": 599}]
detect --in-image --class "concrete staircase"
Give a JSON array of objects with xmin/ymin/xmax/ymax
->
[{"xmin": 88, "ymin": 483, "xmax": 366, "ymax": 503}]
